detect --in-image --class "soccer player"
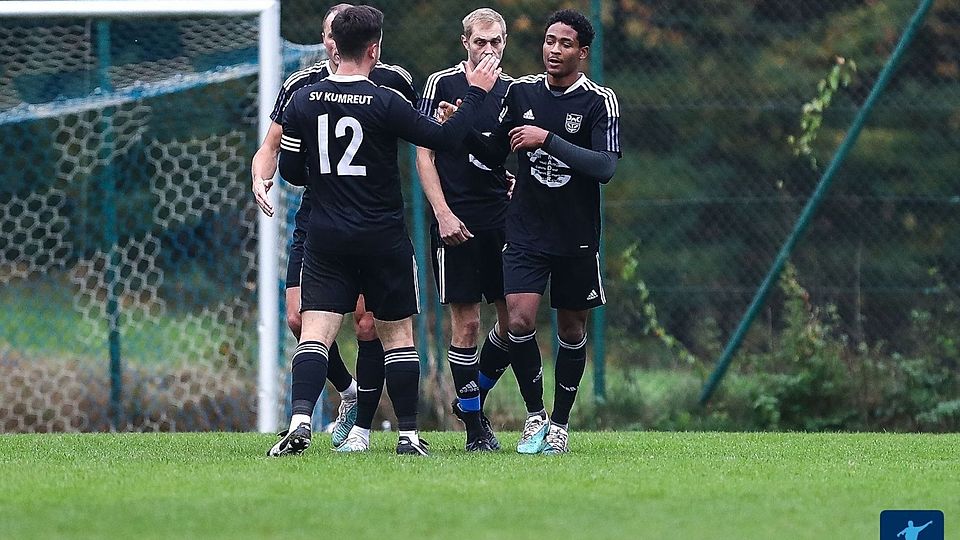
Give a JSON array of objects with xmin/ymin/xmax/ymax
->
[
  {"xmin": 443, "ymin": 9, "xmax": 620, "ymax": 454},
  {"xmin": 415, "ymin": 8, "xmax": 514, "ymax": 452},
  {"xmin": 275, "ymin": 5, "xmax": 501, "ymax": 456},
  {"xmin": 251, "ymin": 4, "xmax": 417, "ymax": 454}
]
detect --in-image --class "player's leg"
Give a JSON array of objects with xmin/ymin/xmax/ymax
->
[
  {"xmin": 375, "ymin": 316, "xmax": 429, "ymax": 455},
  {"xmin": 269, "ymin": 248, "xmax": 355, "ymax": 456},
  {"xmin": 503, "ymin": 242, "xmax": 551, "ymax": 454},
  {"xmin": 542, "ymin": 252, "xmax": 606, "ymax": 454},
  {"xmin": 285, "ymin": 287, "xmax": 303, "ymax": 339},
  {"xmin": 337, "ymin": 295, "xmax": 382, "ymax": 449},
  {"xmin": 340, "ymin": 242, "xmax": 425, "ymax": 455},
  {"xmin": 268, "ymin": 310, "xmax": 344, "ymax": 456},
  {"xmin": 285, "ymin": 225, "xmax": 356, "ymax": 437},
  {"xmin": 507, "ymin": 292, "xmax": 550, "ymax": 454},
  {"xmin": 478, "ymin": 300, "xmax": 510, "ymax": 410},
  {"xmin": 448, "ymin": 302, "xmax": 492, "ymax": 450},
  {"xmin": 474, "ymin": 228, "xmax": 510, "ymax": 448},
  {"xmin": 432, "ymin": 229, "xmax": 492, "ymax": 450}
]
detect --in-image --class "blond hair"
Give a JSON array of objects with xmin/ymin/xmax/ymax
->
[{"xmin": 462, "ymin": 8, "xmax": 506, "ymax": 38}]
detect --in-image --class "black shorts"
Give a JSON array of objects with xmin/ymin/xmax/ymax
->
[
  {"xmin": 300, "ymin": 240, "xmax": 420, "ymax": 321},
  {"xmin": 502, "ymin": 243, "xmax": 605, "ymax": 311},
  {"xmin": 431, "ymin": 226, "xmax": 505, "ymax": 305},
  {"xmin": 284, "ymin": 191, "xmax": 311, "ymax": 288},
  {"xmin": 285, "ymin": 227, "xmax": 307, "ymax": 288}
]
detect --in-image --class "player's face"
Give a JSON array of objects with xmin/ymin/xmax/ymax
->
[
  {"xmin": 323, "ymin": 12, "xmax": 340, "ymax": 66},
  {"xmin": 462, "ymin": 22, "xmax": 506, "ymax": 69},
  {"xmin": 543, "ymin": 22, "xmax": 587, "ymax": 80}
]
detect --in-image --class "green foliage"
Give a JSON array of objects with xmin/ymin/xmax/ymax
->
[
  {"xmin": 738, "ymin": 264, "xmax": 857, "ymax": 430},
  {"xmin": 711, "ymin": 263, "xmax": 960, "ymax": 432},
  {"xmin": 787, "ymin": 56, "xmax": 857, "ymax": 169},
  {"xmin": 619, "ymin": 244, "xmax": 700, "ymax": 368}
]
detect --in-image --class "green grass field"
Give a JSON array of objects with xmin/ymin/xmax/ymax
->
[{"xmin": 1, "ymin": 432, "xmax": 956, "ymax": 539}]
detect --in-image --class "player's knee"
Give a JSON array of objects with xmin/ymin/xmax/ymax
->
[
  {"xmin": 507, "ymin": 311, "xmax": 536, "ymax": 337},
  {"xmin": 286, "ymin": 310, "xmax": 302, "ymax": 337},
  {"xmin": 557, "ymin": 321, "xmax": 586, "ymax": 345},
  {"xmin": 354, "ymin": 312, "xmax": 377, "ymax": 341}
]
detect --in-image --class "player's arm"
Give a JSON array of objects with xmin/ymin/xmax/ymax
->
[
  {"xmin": 277, "ymin": 100, "xmax": 307, "ymax": 187},
  {"xmin": 442, "ymin": 88, "xmax": 513, "ymax": 170},
  {"xmin": 416, "ymin": 146, "xmax": 472, "ymax": 245},
  {"xmin": 390, "ymin": 57, "xmax": 500, "ymax": 151},
  {"xmin": 414, "ymin": 72, "xmax": 471, "ymax": 245},
  {"xmin": 540, "ymin": 134, "xmax": 618, "ymax": 183},
  {"xmin": 251, "ymin": 121, "xmax": 282, "ymax": 216}
]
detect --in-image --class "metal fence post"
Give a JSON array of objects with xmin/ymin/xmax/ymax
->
[
  {"xmin": 591, "ymin": 0, "xmax": 606, "ymax": 402},
  {"xmin": 96, "ymin": 19, "xmax": 123, "ymax": 429}
]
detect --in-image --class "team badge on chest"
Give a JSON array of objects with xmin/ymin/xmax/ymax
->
[{"xmin": 564, "ymin": 113, "xmax": 583, "ymax": 133}]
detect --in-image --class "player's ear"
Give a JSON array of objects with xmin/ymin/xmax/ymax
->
[
  {"xmin": 461, "ymin": 34, "xmax": 469, "ymax": 52},
  {"xmin": 579, "ymin": 45, "xmax": 589, "ymax": 61}
]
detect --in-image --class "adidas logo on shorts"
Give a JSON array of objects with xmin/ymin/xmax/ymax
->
[
  {"xmin": 586, "ymin": 289, "xmax": 599, "ymax": 301},
  {"xmin": 523, "ymin": 109, "xmax": 535, "ymax": 120}
]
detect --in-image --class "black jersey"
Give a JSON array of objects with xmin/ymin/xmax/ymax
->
[
  {"xmin": 491, "ymin": 73, "xmax": 620, "ymax": 256},
  {"xmin": 418, "ymin": 65, "xmax": 512, "ymax": 231},
  {"xmin": 279, "ymin": 74, "xmax": 489, "ymax": 254},
  {"xmin": 270, "ymin": 60, "xmax": 418, "ymax": 244},
  {"xmin": 270, "ymin": 59, "xmax": 416, "ymax": 123}
]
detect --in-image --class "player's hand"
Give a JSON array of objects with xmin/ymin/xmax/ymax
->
[
  {"xmin": 505, "ymin": 170, "xmax": 516, "ymax": 199},
  {"xmin": 509, "ymin": 126, "xmax": 549, "ymax": 152},
  {"xmin": 253, "ymin": 177, "xmax": 274, "ymax": 217},
  {"xmin": 435, "ymin": 99, "xmax": 462, "ymax": 124},
  {"xmin": 437, "ymin": 210, "xmax": 473, "ymax": 246},
  {"xmin": 463, "ymin": 54, "xmax": 501, "ymax": 92}
]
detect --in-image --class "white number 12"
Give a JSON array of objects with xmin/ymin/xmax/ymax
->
[{"xmin": 318, "ymin": 114, "xmax": 366, "ymax": 176}]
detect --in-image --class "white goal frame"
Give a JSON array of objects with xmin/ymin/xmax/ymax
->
[{"xmin": 0, "ymin": 0, "xmax": 283, "ymax": 433}]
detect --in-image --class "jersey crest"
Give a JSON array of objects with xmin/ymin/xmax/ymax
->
[{"xmin": 564, "ymin": 113, "xmax": 583, "ymax": 133}]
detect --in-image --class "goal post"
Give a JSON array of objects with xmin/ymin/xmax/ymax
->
[{"xmin": 0, "ymin": 1, "xmax": 284, "ymax": 433}]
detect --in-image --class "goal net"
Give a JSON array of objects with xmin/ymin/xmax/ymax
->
[{"xmin": 0, "ymin": 5, "xmax": 317, "ymax": 432}]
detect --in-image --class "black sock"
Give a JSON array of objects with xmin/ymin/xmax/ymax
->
[
  {"xmin": 384, "ymin": 347, "xmax": 420, "ymax": 431},
  {"xmin": 478, "ymin": 325, "xmax": 510, "ymax": 410},
  {"xmin": 290, "ymin": 341, "xmax": 330, "ymax": 416},
  {"xmin": 325, "ymin": 341, "xmax": 354, "ymax": 393},
  {"xmin": 509, "ymin": 330, "xmax": 544, "ymax": 414},
  {"xmin": 355, "ymin": 338, "xmax": 384, "ymax": 430},
  {"xmin": 552, "ymin": 335, "xmax": 587, "ymax": 426},
  {"xmin": 448, "ymin": 345, "xmax": 482, "ymax": 433}
]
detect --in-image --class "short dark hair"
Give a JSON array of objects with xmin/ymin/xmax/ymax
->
[
  {"xmin": 331, "ymin": 5, "xmax": 383, "ymax": 61},
  {"xmin": 545, "ymin": 9, "xmax": 594, "ymax": 48}
]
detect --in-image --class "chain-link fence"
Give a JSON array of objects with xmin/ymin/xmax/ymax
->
[
  {"xmin": 278, "ymin": 0, "xmax": 960, "ymax": 430},
  {"xmin": 2, "ymin": 1, "xmax": 957, "ymax": 433}
]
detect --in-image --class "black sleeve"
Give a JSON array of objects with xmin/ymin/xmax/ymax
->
[
  {"xmin": 271, "ymin": 70, "xmax": 312, "ymax": 123},
  {"xmin": 462, "ymin": 87, "xmax": 514, "ymax": 168},
  {"xmin": 278, "ymin": 98, "xmax": 307, "ymax": 186},
  {"xmin": 388, "ymin": 86, "xmax": 488, "ymax": 151},
  {"xmin": 543, "ymin": 133, "xmax": 619, "ymax": 183}
]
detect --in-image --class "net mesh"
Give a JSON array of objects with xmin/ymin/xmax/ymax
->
[{"xmin": 0, "ymin": 15, "xmax": 319, "ymax": 432}]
